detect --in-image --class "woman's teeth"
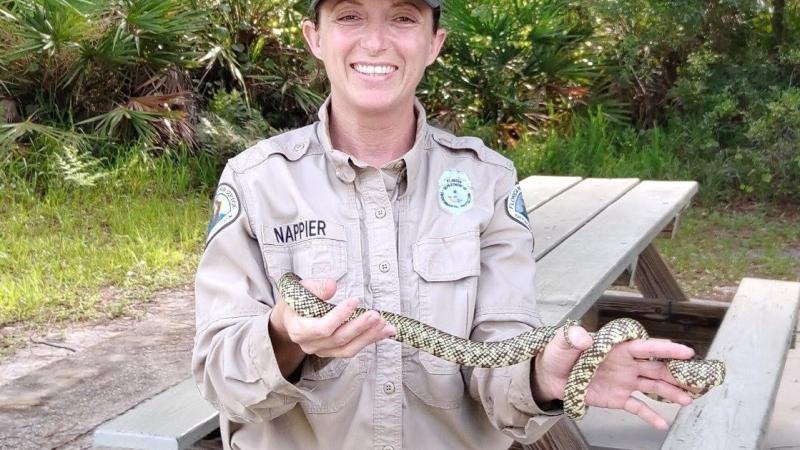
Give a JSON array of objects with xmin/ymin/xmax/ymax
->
[{"xmin": 353, "ymin": 64, "xmax": 397, "ymax": 75}]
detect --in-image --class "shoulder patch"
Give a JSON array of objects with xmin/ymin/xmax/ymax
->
[
  {"xmin": 506, "ymin": 184, "xmax": 530, "ymax": 229},
  {"xmin": 206, "ymin": 183, "xmax": 241, "ymax": 245}
]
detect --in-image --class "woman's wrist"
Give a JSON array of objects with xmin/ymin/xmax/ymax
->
[{"xmin": 531, "ymin": 356, "xmax": 563, "ymax": 404}]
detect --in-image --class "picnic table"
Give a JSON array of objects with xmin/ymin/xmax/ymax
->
[{"xmin": 95, "ymin": 176, "xmax": 800, "ymax": 450}]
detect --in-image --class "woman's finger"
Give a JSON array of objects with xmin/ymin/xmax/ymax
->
[
  {"xmin": 627, "ymin": 339, "xmax": 694, "ymax": 361},
  {"xmin": 322, "ymin": 310, "xmax": 384, "ymax": 349},
  {"xmin": 636, "ymin": 359, "xmax": 678, "ymax": 383},
  {"xmin": 323, "ymin": 321, "xmax": 396, "ymax": 358},
  {"xmin": 623, "ymin": 396, "xmax": 669, "ymax": 431},
  {"xmin": 636, "ymin": 377, "xmax": 693, "ymax": 406},
  {"xmin": 291, "ymin": 297, "xmax": 359, "ymax": 341}
]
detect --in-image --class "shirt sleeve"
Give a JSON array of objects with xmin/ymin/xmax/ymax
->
[
  {"xmin": 191, "ymin": 164, "xmax": 310, "ymax": 424},
  {"xmin": 462, "ymin": 168, "xmax": 564, "ymax": 444}
]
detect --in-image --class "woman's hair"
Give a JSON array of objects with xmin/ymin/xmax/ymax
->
[{"xmin": 310, "ymin": 4, "xmax": 441, "ymax": 32}]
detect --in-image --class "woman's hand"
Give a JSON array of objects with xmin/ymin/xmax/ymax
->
[
  {"xmin": 532, "ymin": 324, "xmax": 696, "ymax": 430},
  {"xmin": 269, "ymin": 278, "xmax": 396, "ymax": 362}
]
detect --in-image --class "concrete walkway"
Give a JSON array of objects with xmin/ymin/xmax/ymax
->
[{"xmin": 0, "ymin": 289, "xmax": 797, "ymax": 450}]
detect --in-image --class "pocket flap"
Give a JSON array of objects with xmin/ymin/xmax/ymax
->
[{"xmin": 412, "ymin": 230, "xmax": 480, "ymax": 281}]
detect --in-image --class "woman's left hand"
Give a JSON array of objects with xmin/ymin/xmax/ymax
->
[{"xmin": 532, "ymin": 324, "xmax": 696, "ymax": 430}]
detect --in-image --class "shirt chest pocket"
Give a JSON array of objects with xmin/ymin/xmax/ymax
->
[
  {"xmin": 405, "ymin": 230, "xmax": 480, "ymax": 409},
  {"xmin": 262, "ymin": 236, "xmax": 356, "ymax": 395},
  {"xmin": 262, "ymin": 237, "xmax": 348, "ymax": 287}
]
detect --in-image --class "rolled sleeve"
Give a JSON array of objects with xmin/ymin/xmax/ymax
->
[
  {"xmin": 192, "ymin": 165, "xmax": 310, "ymax": 424},
  {"xmin": 463, "ymin": 169, "xmax": 563, "ymax": 443}
]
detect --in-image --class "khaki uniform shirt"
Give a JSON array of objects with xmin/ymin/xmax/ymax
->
[{"xmin": 192, "ymin": 98, "xmax": 562, "ymax": 450}]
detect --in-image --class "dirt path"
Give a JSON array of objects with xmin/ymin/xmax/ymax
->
[{"xmin": 0, "ymin": 286, "xmax": 198, "ymax": 450}]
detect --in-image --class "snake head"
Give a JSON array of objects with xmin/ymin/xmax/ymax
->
[{"xmin": 666, "ymin": 359, "xmax": 726, "ymax": 396}]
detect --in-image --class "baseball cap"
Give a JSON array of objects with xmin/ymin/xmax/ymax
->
[{"xmin": 310, "ymin": 0, "xmax": 441, "ymax": 8}]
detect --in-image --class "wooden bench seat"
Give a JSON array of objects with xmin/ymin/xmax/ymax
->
[
  {"xmin": 661, "ymin": 278, "xmax": 800, "ymax": 450},
  {"xmin": 93, "ymin": 378, "xmax": 218, "ymax": 450}
]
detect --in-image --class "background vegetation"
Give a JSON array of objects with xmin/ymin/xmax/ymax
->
[{"xmin": 1, "ymin": 0, "xmax": 798, "ymax": 338}]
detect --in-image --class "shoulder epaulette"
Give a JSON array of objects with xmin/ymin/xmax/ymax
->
[
  {"xmin": 430, "ymin": 128, "xmax": 514, "ymax": 171},
  {"xmin": 228, "ymin": 125, "xmax": 315, "ymax": 173}
]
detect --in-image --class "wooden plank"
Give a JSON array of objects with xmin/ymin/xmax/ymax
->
[
  {"xmin": 519, "ymin": 176, "xmax": 582, "ymax": 211},
  {"xmin": 94, "ymin": 378, "xmax": 219, "ymax": 450},
  {"xmin": 530, "ymin": 178, "xmax": 640, "ymax": 260},
  {"xmin": 597, "ymin": 291, "xmax": 729, "ymax": 321},
  {"xmin": 633, "ymin": 244, "xmax": 689, "ymax": 302},
  {"xmin": 534, "ymin": 181, "xmax": 698, "ymax": 325},
  {"xmin": 661, "ymin": 278, "xmax": 800, "ymax": 450}
]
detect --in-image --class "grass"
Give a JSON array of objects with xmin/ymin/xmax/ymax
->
[
  {"xmin": 657, "ymin": 204, "xmax": 800, "ymax": 300},
  {"xmin": 0, "ymin": 151, "xmax": 217, "ymax": 343}
]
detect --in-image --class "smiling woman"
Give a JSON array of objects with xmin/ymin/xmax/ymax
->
[
  {"xmin": 301, "ymin": 0, "xmax": 447, "ymax": 167},
  {"xmin": 191, "ymin": 1, "xmax": 704, "ymax": 449}
]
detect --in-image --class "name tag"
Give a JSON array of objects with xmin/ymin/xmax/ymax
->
[{"xmin": 263, "ymin": 220, "xmax": 346, "ymax": 245}]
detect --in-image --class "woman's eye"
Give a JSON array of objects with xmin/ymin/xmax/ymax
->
[
  {"xmin": 337, "ymin": 14, "xmax": 359, "ymax": 22},
  {"xmin": 395, "ymin": 16, "xmax": 417, "ymax": 24}
]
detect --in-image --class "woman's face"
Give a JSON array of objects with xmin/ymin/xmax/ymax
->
[{"xmin": 303, "ymin": 0, "xmax": 447, "ymax": 116}]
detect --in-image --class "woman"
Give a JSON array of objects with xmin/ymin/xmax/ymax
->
[{"xmin": 192, "ymin": 1, "xmax": 696, "ymax": 448}]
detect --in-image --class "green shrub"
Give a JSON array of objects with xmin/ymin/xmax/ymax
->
[
  {"xmin": 196, "ymin": 90, "xmax": 274, "ymax": 163},
  {"xmin": 422, "ymin": 0, "xmax": 598, "ymax": 147},
  {"xmin": 506, "ymin": 107, "xmax": 687, "ymax": 182}
]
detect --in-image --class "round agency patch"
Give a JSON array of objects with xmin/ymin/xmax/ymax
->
[
  {"xmin": 438, "ymin": 169, "xmax": 474, "ymax": 214},
  {"xmin": 206, "ymin": 183, "xmax": 240, "ymax": 244},
  {"xmin": 506, "ymin": 184, "xmax": 530, "ymax": 228}
]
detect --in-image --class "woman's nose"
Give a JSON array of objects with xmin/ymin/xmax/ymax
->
[{"xmin": 360, "ymin": 21, "xmax": 389, "ymax": 54}]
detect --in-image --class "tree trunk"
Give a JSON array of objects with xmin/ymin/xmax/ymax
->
[{"xmin": 772, "ymin": 0, "xmax": 785, "ymax": 54}]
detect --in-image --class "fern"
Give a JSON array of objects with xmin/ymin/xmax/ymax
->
[{"xmin": 52, "ymin": 144, "xmax": 109, "ymax": 187}]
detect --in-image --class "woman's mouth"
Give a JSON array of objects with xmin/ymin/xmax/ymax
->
[{"xmin": 351, "ymin": 63, "xmax": 398, "ymax": 76}]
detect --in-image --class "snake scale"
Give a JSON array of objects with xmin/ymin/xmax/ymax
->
[{"xmin": 277, "ymin": 272, "xmax": 726, "ymax": 420}]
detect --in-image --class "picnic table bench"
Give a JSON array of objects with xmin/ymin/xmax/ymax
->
[{"xmin": 94, "ymin": 176, "xmax": 800, "ymax": 450}]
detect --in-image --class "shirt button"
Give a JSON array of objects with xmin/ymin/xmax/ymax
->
[
  {"xmin": 375, "ymin": 207, "xmax": 386, "ymax": 219},
  {"xmin": 383, "ymin": 446, "xmax": 394, "ymax": 450},
  {"xmin": 379, "ymin": 262, "xmax": 390, "ymax": 273},
  {"xmin": 383, "ymin": 382, "xmax": 395, "ymax": 394}
]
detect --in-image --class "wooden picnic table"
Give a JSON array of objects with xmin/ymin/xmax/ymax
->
[
  {"xmin": 517, "ymin": 175, "xmax": 697, "ymax": 450},
  {"xmin": 95, "ymin": 176, "xmax": 800, "ymax": 450}
]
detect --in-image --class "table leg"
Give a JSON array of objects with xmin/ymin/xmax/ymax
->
[{"xmin": 634, "ymin": 243, "xmax": 689, "ymax": 303}]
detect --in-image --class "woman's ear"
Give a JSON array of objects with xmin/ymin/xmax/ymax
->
[
  {"xmin": 426, "ymin": 28, "xmax": 447, "ymax": 66},
  {"xmin": 302, "ymin": 19, "xmax": 323, "ymax": 60}
]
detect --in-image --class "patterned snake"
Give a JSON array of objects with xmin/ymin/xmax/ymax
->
[{"xmin": 277, "ymin": 272, "xmax": 726, "ymax": 419}]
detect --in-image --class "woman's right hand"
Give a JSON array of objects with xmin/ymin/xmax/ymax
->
[{"xmin": 269, "ymin": 278, "xmax": 396, "ymax": 362}]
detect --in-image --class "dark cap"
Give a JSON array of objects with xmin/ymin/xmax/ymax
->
[{"xmin": 311, "ymin": 0, "xmax": 441, "ymax": 8}]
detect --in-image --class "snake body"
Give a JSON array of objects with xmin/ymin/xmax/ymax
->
[{"xmin": 277, "ymin": 273, "xmax": 725, "ymax": 419}]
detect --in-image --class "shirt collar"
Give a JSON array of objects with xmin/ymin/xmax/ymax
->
[{"xmin": 315, "ymin": 96, "xmax": 429, "ymax": 185}]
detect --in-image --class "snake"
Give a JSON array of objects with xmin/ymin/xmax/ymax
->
[{"xmin": 277, "ymin": 272, "xmax": 726, "ymax": 420}]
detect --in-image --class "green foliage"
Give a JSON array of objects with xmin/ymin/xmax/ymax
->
[
  {"xmin": 423, "ymin": 0, "xmax": 597, "ymax": 147},
  {"xmin": 198, "ymin": 0, "xmax": 325, "ymax": 129},
  {"xmin": 0, "ymin": 0, "xmax": 798, "ymax": 202},
  {"xmin": 507, "ymin": 107, "xmax": 687, "ymax": 183},
  {"xmin": 196, "ymin": 89, "xmax": 275, "ymax": 162}
]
